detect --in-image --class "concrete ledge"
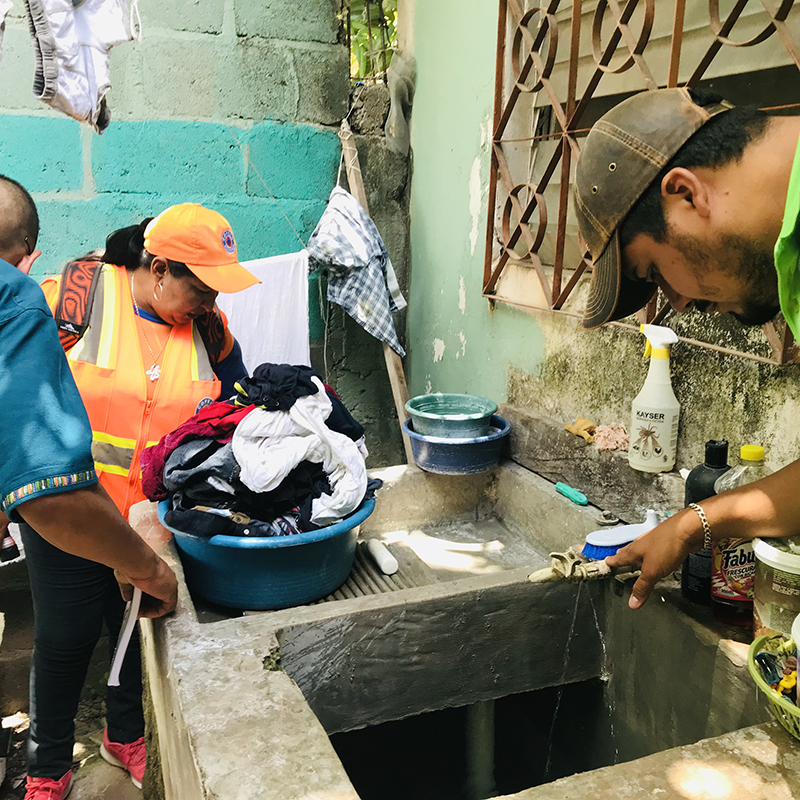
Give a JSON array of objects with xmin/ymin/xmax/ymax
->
[
  {"xmin": 499, "ymin": 404, "xmax": 685, "ymax": 522},
  {"xmin": 497, "ymin": 722, "xmax": 799, "ymax": 799}
]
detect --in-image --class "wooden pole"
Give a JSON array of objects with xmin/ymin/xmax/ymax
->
[{"xmin": 338, "ymin": 119, "xmax": 414, "ymax": 464}]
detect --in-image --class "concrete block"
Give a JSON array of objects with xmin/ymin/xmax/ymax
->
[
  {"xmin": 92, "ymin": 120, "xmax": 246, "ymax": 196},
  {"xmin": 213, "ymin": 196, "xmax": 326, "ymax": 260},
  {"xmin": 0, "ymin": 115, "xmax": 83, "ymax": 192},
  {"xmin": 218, "ymin": 38, "xmax": 298, "ymax": 123},
  {"xmin": 0, "ymin": 23, "xmax": 44, "ymax": 112},
  {"xmin": 139, "ymin": 36, "xmax": 217, "ymax": 120},
  {"xmin": 290, "ymin": 44, "xmax": 349, "ymax": 125},
  {"xmin": 106, "ymin": 39, "xmax": 145, "ymax": 120},
  {"xmin": 33, "ymin": 194, "xmax": 161, "ymax": 277},
  {"xmin": 139, "ymin": 0, "xmax": 225, "ymax": 34},
  {"xmin": 246, "ymin": 121, "xmax": 340, "ymax": 201},
  {"xmin": 234, "ymin": 0, "xmax": 340, "ymax": 44}
]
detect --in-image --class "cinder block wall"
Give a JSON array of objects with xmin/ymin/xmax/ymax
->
[
  {"xmin": 0, "ymin": 0, "xmax": 408, "ymax": 465},
  {"xmin": 0, "ymin": 0, "xmax": 347, "ymax": 275}
]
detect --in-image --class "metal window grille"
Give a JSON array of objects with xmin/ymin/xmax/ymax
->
[{"xmin": 484, "ymin": 0, "xmax": 800, "ymax": 364}]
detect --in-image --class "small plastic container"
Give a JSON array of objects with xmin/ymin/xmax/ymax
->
[
  {"xmin": 405, "ymin": 393, "xmax": 497, "ymax": 438},
  {"xmin": 753, "ymin": 535, "xmax": 800, "ymax": 637}
]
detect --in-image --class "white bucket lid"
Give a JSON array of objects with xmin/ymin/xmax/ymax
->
[
  {"xmin": 792, "ymin": 612, "xmax": 800, "ymax": 647},
  {"xmin": 753, "ymin": 535, "xmax": 800, "ymax": 573}
]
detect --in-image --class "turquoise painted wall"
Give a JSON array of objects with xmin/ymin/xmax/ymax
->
[{"xmin": 406, "ymin": 0, "xmax": 546, "ymax": 405}]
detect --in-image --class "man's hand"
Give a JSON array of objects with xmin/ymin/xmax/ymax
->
[
  {"xmin": 605, "ymin": 508, "xmax": 701, "ymax": 609},
  {"xmin": 115, "ymin": 557, "xmax": 178, "ymax": 619}
]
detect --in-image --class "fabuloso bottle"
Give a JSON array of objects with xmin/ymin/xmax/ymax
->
[
  {"xmin": 628, "ymin": 324, "xmax": 680, "ymax": 473},
  {"xmin": 710, "ymin": 445, "xmax": 767, "ymax": 627}
]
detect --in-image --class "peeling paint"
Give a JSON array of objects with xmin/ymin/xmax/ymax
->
[
  {"xmin": 469, "ymin": 157, "xmax": 482, "ymax": 255},
  {"xmin": 433, "ymin": 338, "xmax": 446, "ymax": 363},
  {"xmin": 460, "ymin": 332, "xmax": 467, "ymax": 357},
  {"xmin": 425, "ymin": 377, "xmax": 433, "ymax": 393},
  {"xmin": 459, "ymin": 275, "xmax": 467, "ymax": 315}
]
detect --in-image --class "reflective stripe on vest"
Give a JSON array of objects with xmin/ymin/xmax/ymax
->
[{"xmin": 91, "ymin": 431, "xmax": 136, "ymax": 476}]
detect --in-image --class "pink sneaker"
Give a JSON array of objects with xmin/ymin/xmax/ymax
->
[
  {"xmin": 24, "ymin": 770, "xmax": 73, "ymax": 799},
  {"xmin": 100, "ymin": 728, "xmax": 146, "ymax": 789}
]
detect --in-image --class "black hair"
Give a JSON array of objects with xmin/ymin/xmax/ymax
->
[
  {"xmin": 619, "ymin": 89, "xmax": 771, "ymax": 250},
  {"xmin": 103, "ymin": 218, "xmax": 191, "ymax": 277},
  {"xmin": 0, "ymin": 174, "xmax": 39, "ymax": 253}
]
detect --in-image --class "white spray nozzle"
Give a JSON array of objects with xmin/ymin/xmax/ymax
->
[{"xmin": 640, "ymin": 324, "xmax": 678, "ymax": 358}]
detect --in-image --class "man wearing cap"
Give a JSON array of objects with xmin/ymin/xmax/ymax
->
[
  {"xmin": 23, "ymin": 204, "xmax": 260, "ymax": 799},
  {"xmin": 572, "ymin": 87, "xmax": 800, "ymax": 611}
]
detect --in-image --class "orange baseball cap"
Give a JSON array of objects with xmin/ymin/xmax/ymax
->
[{"xmin": 143, "ymin": 203, "xmax": 260, "ymax": 293}]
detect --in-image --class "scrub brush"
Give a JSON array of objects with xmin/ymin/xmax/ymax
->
[{"xmin": 582, "ymin": 509, "xmax": 659, "ymax": 560}]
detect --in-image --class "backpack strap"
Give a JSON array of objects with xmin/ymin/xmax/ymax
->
[{"xmin": 54, "ymin": 259, "xmax": 103, "ymax": 351}]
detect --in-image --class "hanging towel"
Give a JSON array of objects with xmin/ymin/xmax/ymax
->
[
  {"xmin": 307, "ymin": 187, "xmax": 406, "ymax": 356},
  {"xmin": 216, "ymin": 251, "xmax": 311, "ymax": 372},
  {"xmin": 25, "ymin": 0, "xmax": 136, "ymax": 132}
]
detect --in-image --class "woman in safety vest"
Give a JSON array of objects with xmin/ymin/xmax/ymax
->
[{"xmin": 23, "ymin": 204, "xmax": 259, "ymax": 798}]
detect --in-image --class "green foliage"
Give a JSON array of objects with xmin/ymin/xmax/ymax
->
[{"xmin": 347, "ymin": 0, "xmax": 397, "ymax": 79}]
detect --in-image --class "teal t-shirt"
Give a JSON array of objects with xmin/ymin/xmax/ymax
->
[
  {"xmin": 774, "ymin": 132, "xmax": 800, "ymax": 340},
  {"xmin": 0, "ymin": 259, "xmax": 97, "ymax": 520}
]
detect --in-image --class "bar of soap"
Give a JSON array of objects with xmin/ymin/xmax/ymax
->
[{"xmin": 366, "ymin": 539, "xmax": 399, "ymax": 575}]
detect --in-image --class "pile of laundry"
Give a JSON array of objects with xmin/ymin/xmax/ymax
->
[{"xmin": 140, "ymin": 363, "xmax": 381, "ymax": 538}]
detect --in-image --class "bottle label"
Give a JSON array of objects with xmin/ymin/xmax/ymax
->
[
  {"xmin": 711, "ymin": 538, "xmax": 755, "ymax": 601},
  {"xmin": 629, "ymin": 407, "xmax": 679, "ymax": 469}
]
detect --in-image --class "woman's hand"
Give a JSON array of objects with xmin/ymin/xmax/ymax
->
[
  {"xmin": 605, "ymin": 508, "xmax": 702, "ymax": 609},
  {"xmin": 115, "ymin": 556, "xmax": 178, "ymax": 619}
]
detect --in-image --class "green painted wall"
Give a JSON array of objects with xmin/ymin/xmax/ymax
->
[{"xmin": 406, "ymin": 0, "xmax": 546, "ymax": 406}]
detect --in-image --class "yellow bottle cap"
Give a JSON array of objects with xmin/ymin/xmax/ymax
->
[{"xmin": 740, "ymin": 444, "xmax": 764, "ymax": 461}]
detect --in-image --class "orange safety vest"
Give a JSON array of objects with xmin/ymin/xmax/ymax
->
[{"xmin": 62, "ymin": 264, "xmax": 221, "ymax": 517}]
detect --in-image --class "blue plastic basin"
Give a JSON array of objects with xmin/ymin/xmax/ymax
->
[
  {"xmin": 402, "ymin": 415, "xmax": 510, "ymax": 474},
  {"xmin": 158, "ymin": 498, "xmax": 376, "ymax": 610}
]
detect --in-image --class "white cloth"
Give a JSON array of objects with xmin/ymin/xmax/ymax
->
[
  {"xmin": 216, "ymin": 251, "xmax": 311, "ymax": 374},
  {"xmin": 26, "ymin": 0, "xmax": 135, "ymax": 132},
  {"xmin": 232, "ymin": 377, "xmax": 367, "ymax": 525}
]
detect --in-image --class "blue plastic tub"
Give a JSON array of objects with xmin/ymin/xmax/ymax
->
[
  {"xmin": 402, "ymin": 415, "xmax": 510, "ymax": 474},
  {"xmin": 157, "ymin": 498, "xmax": 376, "ymax": 610}
]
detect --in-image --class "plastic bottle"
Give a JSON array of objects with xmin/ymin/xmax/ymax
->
[
  {"xmin": 710, "ymin": 445, "xmax": 767, "ymax": 626},
  {"xmin": 628, "ymin": 324, "xmax": 680, "ymax": 473},
  {"xmin": 0, "ymin": 531, "xmax": 20, "ymax": 563},
  {"xmin": 681, "ymin": 440, "xmax": 730, "ymax": 604}
]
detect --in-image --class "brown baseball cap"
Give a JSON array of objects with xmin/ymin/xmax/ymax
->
[{"xmin": 574, "ymin": 88, "xmax": 733, "ymax": 329}]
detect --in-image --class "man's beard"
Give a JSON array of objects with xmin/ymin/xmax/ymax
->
[{"xmin": 672, "ymin": 231, "xmax": 779, "ymax": 326}]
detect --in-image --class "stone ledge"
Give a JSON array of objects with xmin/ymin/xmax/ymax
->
[
  {"xmin": 497, "ymin": 722, "xmax": 799, "ymax": 800},
  {"xmin": 499, "ymin": 404, "xmax": 685, "ymax": 523}
]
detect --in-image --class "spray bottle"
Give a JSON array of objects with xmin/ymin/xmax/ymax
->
[{"xmin": 628, "ymin": 324, "xmax": 680, "ymax": 473}]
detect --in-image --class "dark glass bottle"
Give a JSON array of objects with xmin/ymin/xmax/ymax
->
[{"xmin": 681, "ymin": 440, "xmax": 729, "ymax": 604}]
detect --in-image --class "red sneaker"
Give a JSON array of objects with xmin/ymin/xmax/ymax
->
[
  {"xmin": 24, "ymin": 770, "xmax": 73, "ymax": 799},
  {"xmin": 100, "ymin": 728, "xmax": 146, "ymax": 789}
]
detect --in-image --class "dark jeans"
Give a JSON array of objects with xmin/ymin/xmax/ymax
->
[{"xmin": 21, "ymin": 523, "xmax": 144, "ymax": 778}]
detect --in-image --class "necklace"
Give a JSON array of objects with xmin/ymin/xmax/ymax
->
[{"xmin": 131, "ymin": 273, "xmax": 169, "ymax": 381}]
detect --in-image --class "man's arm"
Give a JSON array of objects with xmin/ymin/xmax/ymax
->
[
  {"xmin": 17, "ymin": 483, "xmax": 177, "ymax": 618},
  {"xmin": 606, "ymin": 457, "xmax": 800, "ymax": 609}
]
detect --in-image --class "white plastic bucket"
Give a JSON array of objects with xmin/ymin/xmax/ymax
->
[{"xmin": 753, "ymin": 536, "xmax": 800, "ymax": 637}]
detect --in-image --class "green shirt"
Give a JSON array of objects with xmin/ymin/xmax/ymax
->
[{"xmin": 774, "ymin": 132, "xmax": 800, "ymax": 340}]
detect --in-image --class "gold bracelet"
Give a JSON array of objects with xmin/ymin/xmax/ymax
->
[{"xmin": 688, "ymin": 503, "xmax": 713, "ymax": 550}]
